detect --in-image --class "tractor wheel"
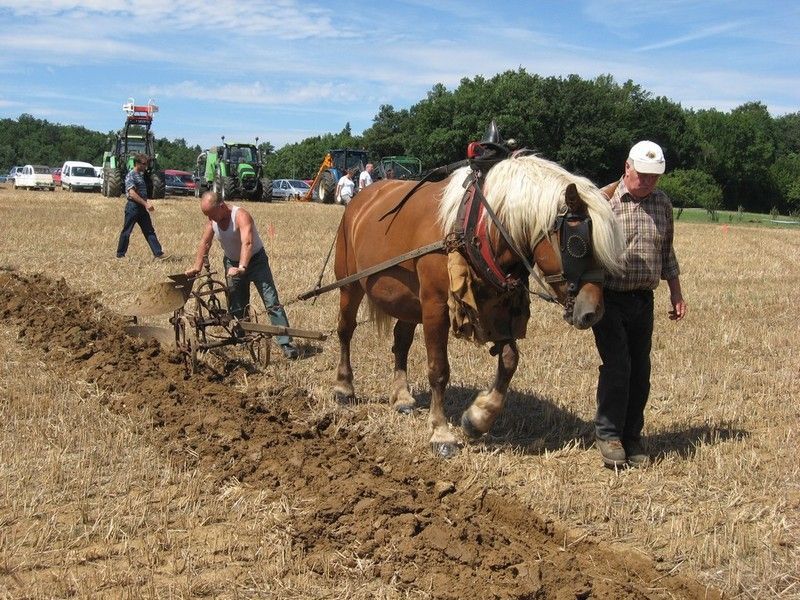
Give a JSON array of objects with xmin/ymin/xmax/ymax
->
[
  {"xmin": 260, "ymin": 178, "xmax": 273, "ymax": 202},
  {"xmin": 150, "ymin": 171, "xmax": 166, "ymax": 199},
  {"xmin": 317, "ymin": 170, "xmax": 336, "ymax": 204},
  {"xmin": 105, "ymin": 168, "xmax": 123, "ymax": 197},
  {"xmin": 221, "ymin": 176, "xmax": 235, "ymax": 202}
]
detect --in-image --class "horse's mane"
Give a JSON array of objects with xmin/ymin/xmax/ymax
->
[{"xmin": 437, "ymin": 154, "xmax": 624, "ymax": 275}]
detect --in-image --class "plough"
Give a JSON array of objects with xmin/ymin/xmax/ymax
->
[{"xmin": 123, "ymin": 260, "xmax": 326, "ymax": 374}]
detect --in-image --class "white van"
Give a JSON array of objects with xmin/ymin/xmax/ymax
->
[
  {"xmin": 14, "ymin": 165, "xmax": 55, "ymax": 191},
  {"xmin": 61, "ymin": 160, "xmax": 102, "ymax": 192}
]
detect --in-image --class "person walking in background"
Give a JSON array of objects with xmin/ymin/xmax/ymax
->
[
  {"xmin": 336, "ymin": 169, "xmax": 355, "ymax": 205},
  {"xmin": 116, "ymin": 153, "xmax": 165, "ymax": 259},
  {"xmin": 185, "ymin": 192, "xmax": 300, "ymax": 360},
  {"xmin": 358, "ymin": 163, "xmax": 374, "ymax": 190},
  {"xmin": 593, "ymin": 140, "xmax": 687, "ymax": 469}
]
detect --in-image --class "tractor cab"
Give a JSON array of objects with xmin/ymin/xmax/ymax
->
[{"xmin": 377, "ymin": 155, "xmax": 422, "ymax": 180}]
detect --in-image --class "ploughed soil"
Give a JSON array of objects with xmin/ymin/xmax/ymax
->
[{"xmin": 0, "ymin": 270, "xmax": 720, "ymax": 599}]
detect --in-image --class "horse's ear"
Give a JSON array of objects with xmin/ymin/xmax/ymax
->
[{"xmin": 565, "ymin": 183, "xmax": 587, "ymax": 214}]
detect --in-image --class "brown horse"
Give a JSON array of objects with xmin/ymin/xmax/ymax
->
[{"xmin": 333, "ymin": 154, "xmax": 624, "ymax": 457}]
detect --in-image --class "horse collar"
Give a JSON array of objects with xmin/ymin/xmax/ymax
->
[{"xmin": 455, "ymin": 175, "xmax": 521, "ymax": 292}]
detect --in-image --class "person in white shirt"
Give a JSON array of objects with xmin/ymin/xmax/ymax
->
[
  {"xmin": 185, "ymin": 192, "xmax": 300, "ymax": 359},
  {"xmin": 336, "ymin": 169, "xmax": 355, "ymax": 205},
  {"xmin": 358, "ymin": 163, "xmax": 374, "ymax": 191}
]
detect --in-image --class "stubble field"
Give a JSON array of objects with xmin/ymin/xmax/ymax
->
[{"xmin": 0, "ymin": 186, "xmax": 797, "ymax": 599}]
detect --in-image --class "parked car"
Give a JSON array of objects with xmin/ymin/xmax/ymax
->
[
  {"xmin": 51, "ymin": 168, "xmax": 62, "ymax": 186},
  {"xmin": 164, "ymin": 170, "xmax": 196, "ymax": 196},
  {"xmin": 0, "ymin": 173, "xmax": 7, "ymax": 183},
  {"xmin": 271, "ymin": 178, "xmax": 311, "ymax": 201},
  {"xmin": 14, "ymin": 165, "xmax": 55, "ymax": 191},
  {"xmin": 8, "ymin": 166, "xmax": 23, "ymax": 184},
  {"xmin": 61, "ymin": 161, "xmax": 102, "ymax": 192}
]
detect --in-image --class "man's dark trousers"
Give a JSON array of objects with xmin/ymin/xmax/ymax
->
[{"xmin": 592, "ymin": 289, "xmax": 654, "ymax": 442}]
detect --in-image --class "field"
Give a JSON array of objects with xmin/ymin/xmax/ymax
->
[{"xmin": 0, "ymin": 185, "xmax": 798, "ymax": 599}]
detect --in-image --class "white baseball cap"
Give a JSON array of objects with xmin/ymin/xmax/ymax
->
[{"xmin": 628, "ymin": 140, "xmax": 665, "ymax": 174}]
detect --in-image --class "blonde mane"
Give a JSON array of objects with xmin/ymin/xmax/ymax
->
[{"xmin": 437, "ymin": 154, "xmax": 624, "ymax": 274}]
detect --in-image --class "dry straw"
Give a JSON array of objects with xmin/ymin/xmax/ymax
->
[{"xmin": 0, "ymin": 188, "xmax": 798, "ymax": 597}]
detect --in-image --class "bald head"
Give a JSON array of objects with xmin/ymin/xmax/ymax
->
[
  {"xmin": 200, "ymin": 191, "xmax": 230, "ymax": 223},
  {"xmin": 200, "ymin": 191, "xmax": 224, "ymax": 214}
]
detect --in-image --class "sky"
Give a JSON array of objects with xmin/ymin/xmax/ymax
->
[{"xmin": 0, "ymin": 0, "xmax": 798, "ymax": 151}]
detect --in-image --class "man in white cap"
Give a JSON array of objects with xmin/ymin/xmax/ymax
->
[{"xmin": 592, "ymin": 140, "xmax": 687, "ymax": 469}]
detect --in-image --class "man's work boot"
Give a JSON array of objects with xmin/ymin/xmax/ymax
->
[
  {"xmin": 624, "ymin": 439, "xmax": 651, "ymax": 468},
  {"xmin": 281, "ymin": 344, "xmax": 300, "ymax": 360},
  {"xmin": 596, "ymin": 438, "xmax": 626, "ymax": 469}
]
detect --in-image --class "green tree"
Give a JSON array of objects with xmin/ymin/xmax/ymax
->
[
  {"xmin": 688, "ymin": 102, "xmax": 776, "ymax": 211},
  {"xmin": 659, "ymin": 168, "xmax": 723, "ymax": 220},
  {"xmin": 769, "ymin": 153, "xmax": 800, "ymax": 214}
]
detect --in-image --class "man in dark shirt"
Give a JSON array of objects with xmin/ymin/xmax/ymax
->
[
  {"xmin": 116, "ymin": 153, "xmax": 165, "ymax": 259},
  {"xmin": 593, "ymin": 141, "xmax": 687, "ymax": 469}
]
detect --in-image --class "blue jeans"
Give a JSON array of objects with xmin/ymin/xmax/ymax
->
[
  {"xmin": 592, "ymin": 289, "xmax": 654, "ymax": 442},
  {"xmin": 224, "ymin": 248, "xmax": 293, "ymax": 347},
  {"xmin": 116, "ymin": 200, "xmax": 163, "ymax": 257}
]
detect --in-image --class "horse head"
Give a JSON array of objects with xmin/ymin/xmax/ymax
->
[{"xmin": 536, "ymin": 182, "xmax": 609, "ymax": 329}]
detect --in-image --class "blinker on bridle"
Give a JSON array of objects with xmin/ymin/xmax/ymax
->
[{"xmin": 543, "ymin": 209, "xmax": 605, "ymax": 299}]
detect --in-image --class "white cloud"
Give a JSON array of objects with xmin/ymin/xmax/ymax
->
[
  {"xmin": 150, "ymin": 80, "xmax": 361, "ymax": 107},
  {"xmin": 635, "ymin": 22, "xmax": 743, "ymax": 52}
]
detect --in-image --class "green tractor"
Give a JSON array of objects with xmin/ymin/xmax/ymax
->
[
  {"xmin": 193, "ymin": 137, "xmax": 272, "ymax": 202},
  {"xmin": 101, "ymin": 98, "xmax": 165, "ymax": 199},
  {"xmin": 377, "ymin": 155, "xmax": 423, "ymax": 180}
]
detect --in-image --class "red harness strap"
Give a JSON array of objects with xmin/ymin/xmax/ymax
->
[{"xmin": 457, "ymin": 182, "xmax": 519, "ymax": 291}]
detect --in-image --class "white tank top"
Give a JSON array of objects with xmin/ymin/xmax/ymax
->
[{"xmin": 211, "ymin": 205, "xmax": 264, "ymax": 261}]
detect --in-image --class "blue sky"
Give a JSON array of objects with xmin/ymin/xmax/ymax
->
[{"xmin": 0, "ymin": 0, "xmax": 798, "ymax": 150}]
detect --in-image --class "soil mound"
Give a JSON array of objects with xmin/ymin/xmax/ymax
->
[{"xmin": 0, "ymin": 270, "xmax": 719, "ymax": 599}]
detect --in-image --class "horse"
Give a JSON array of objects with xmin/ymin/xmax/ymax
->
[{"xmin": 332, "ymin": 153, "xmax": 624, "ymax": 458}]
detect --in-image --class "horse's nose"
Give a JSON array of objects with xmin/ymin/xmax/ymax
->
[{"xmin": 576, "ymin": 311, "xmax": 596, "ymax": 329}]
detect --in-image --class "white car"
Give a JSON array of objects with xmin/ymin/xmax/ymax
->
[
  {"xmin": 61, "ymin": 160, "xmax": 102, "ymax": 192},
  {"xmin": 14, "ymin": 165, "xmax": 55, "ymax": 191},
  {"xmin": 271, "ymin": 178, "xmax": 311, "ymax": 201}
]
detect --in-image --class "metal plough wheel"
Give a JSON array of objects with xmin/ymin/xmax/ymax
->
[
  {"xmin": 244, "ymin": 306, "xmax": 271, "ymax": 369},
  {"xmin": 174, "ymin": 314, "xmax": 199, "ymax": 374}
]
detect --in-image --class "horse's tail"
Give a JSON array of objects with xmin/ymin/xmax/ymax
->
[{"xmin": 364, "ymin": 297, "xmax": 393, "ymax": 337}]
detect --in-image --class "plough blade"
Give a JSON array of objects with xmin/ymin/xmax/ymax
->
[{"xmin": 120, "ymin": 277, "xmax": 194, "ymax": 317}]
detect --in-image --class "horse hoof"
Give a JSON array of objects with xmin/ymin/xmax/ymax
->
[
  {"xmin": 395, "ymin": 404, "xmax": 414, "ymax": 415},
  {"xmin": 431, "ymin": 442, "xmax": 460, "ymax": 459},
  {"xmin": 333, "ymin": 390, "xmax": 354, "ymax": 404},
  {"xmin": 460, "ymin": 413, "xmax": 484, "ymax": 440}
]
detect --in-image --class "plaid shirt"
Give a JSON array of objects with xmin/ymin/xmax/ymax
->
[
  {"xmin": 603, "ymin": 178, "xmax": 680, "ymax": 292},
  {"xmin": 125, "ymin": 169, "xmax": 147, "ymax": 201}
]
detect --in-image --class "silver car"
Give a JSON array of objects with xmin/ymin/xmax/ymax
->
[{"xmin": 271, "ymin": 178, "xmax": 310, "ymax": 201}]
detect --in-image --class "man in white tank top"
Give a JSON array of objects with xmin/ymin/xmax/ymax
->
[{"xmin": 185, "ymin": 192, "xmax": 299, "ymax": 359}]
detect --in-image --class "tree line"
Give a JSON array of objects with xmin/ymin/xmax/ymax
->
[
  {"xmin": 3, "ymin": 70, "xmax": 799, "ymax": 213},
  {"xmin": 0, "ymin": 114, "xmax": 201, "ymax": 175}
]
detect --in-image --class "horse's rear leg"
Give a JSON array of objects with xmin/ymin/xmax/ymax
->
[
  {"xmin": 334, "ymin": 284, "xmax": 364, "ymax": 400},
  {"xmin": 390, "ymin": 320, "xmax": 417, "ymax": 414},
  {"xmin": 461, "ymin": 341, "xmax": 520, "ymax": 438}
]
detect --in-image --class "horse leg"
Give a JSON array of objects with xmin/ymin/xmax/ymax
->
[
  {"xmin": 390, "ymin": 320, "xmax": 417, "ymax": 414},
  {"xmin": 334, "ymin": 283, "xmax": 364, "ymax": 401},
  {"xmin": 423, "ymin": 311, "xmax": 459, "ymax": 458},
  {"xmin": 461, "ymin": 341, "xmax": 520, "ymax": 439}
]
